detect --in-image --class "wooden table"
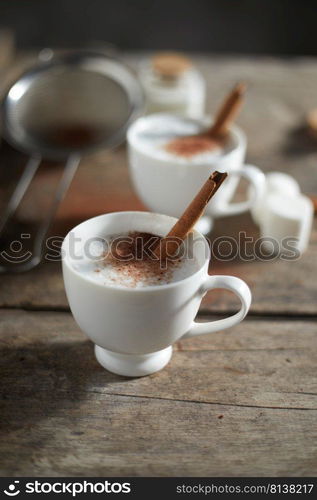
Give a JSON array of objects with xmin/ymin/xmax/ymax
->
[{"xmin": 0, "ymin": 54, "xmax": 316, "ymax": 477}]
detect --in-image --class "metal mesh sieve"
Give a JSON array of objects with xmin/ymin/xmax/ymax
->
[{"xmin": 0, "ymin": 50, "xmax": 144, "ymax": 272}]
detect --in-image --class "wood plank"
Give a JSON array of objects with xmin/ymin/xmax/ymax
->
[
  {"xmin": 1, "ymin": 310, "xmax": 316, "ymax": 475},
  {"xmin": 2, "ymin": 309, "xmax": 316, "ymax": 410},
  {"xmin": 1, "ymin": 309, "xmax": 316, "ymax": 351},
  {"xmin": 1, "ymin": 395, "xmax": 316, "ymax": 477},
  {"xmin": 0, "ymin": 210, "xmax": 316, "ymax": 314},
  {"xmin": 0, "ymin": 221, "xmax": 316, "ymax": 314}
]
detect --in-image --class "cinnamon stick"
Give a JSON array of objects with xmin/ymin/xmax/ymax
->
[
  {"xmin": 208, "ymin": 82, "xmax": 246, "ymax": 138},
  {"xmin": 154, "ymin": 171, "xmax": 228, "ymax": 260},
  {"xmin": 308, "ymin": 194, "xmax": 317, "ymax": 215},
  {"xmin": 165, "ymin": 83, "xmax": 246, "ymax": 157}
]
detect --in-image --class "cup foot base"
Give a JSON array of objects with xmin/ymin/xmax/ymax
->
[
  {"xmin": 194, "ymin": 215, "xmax": 213, "ymax": 235},
  {"xmin": 94, "ymin": 345, "xmax": 173, "ymax": 377}
]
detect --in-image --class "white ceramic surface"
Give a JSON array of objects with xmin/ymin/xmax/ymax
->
[
  {"xmin": 250, "ymin": 171, "xmax": 301, "ymax": 225},
  {"xmin": 62, "ymin": 211, "xmax": 252, "ymax": 376},
  {"xmin": 260, "ymin": 193, "xmax": 313, "ymax": 255},
  {"xmin": 127, "ymin": 114, "xmax": 266, "ymax": 232}
]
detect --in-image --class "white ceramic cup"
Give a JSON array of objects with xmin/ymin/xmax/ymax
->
[
  {"xmin": 62, "ymin": 211, "xmax": 252, "ymax": 377},
  {"xmin": 127, "ymin": 114, "xmax": 266, "ymax": 234}
]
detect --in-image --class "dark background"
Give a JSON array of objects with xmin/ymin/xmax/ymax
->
[{"xmin": 0, "ymin": 0, "xmax": 316, "ymax": 56}]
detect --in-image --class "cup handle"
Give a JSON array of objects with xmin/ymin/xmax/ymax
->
[
  {"xmin": 214, "ymin": 164, "xmax": 266, "ymax": 216},
  {"xmin": 182, "ymin": 275, "xmax": 252, "ymax": 339}
]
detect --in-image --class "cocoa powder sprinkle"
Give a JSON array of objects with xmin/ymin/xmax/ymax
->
[
  {"xmin": 165, "ymin": 135, "xmax": 224, "ymax": 157},
  {"xmin": 100, "ymin": 232, "xmax": 182, "ymax": 287}
]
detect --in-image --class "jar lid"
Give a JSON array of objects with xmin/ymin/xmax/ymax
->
[{"xmin": 152, "ymin": 52, "xmax": 192, "ymax": 79}]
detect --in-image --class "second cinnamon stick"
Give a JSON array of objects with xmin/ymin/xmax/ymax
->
[{"xmin": 208, "ymin": 82, "xmax": 246, "ymax": 138}]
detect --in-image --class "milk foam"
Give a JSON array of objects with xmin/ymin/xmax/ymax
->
[
  {"xmin": 129, "ymin": 113, "xmax": 233, "ymax": 163},
  {"xmin": 70, "ymin": 232, "xmax": 200, "ymax": 289}
]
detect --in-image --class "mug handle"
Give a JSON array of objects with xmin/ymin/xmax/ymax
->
[
  {"xmin": 182, "ymin": 275, "xmax": 251, "ymax": 339},
  {"xmin": 213, "ymin": 164, "xmax": 266, "ymax": 217}
]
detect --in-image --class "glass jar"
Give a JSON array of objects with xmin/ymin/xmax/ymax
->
[{"xmin": 138, "ymin": 52, "xmax": 205, "ymax": 119}]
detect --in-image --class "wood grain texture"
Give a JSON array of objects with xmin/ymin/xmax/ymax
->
[
  {"xmin": 0, "ymin": 310, "xmax": 316, "ymax": 476},
  {"xmin": 1, "ymin": 395, "xmax": 316, "ymax": 477},
  {"xmin": 0, "ymin": 228, "xmax": 316, "ymax": 314},
  {"xmin": 0, "ymin": 211, "xmax": 316, "ymax": 314}
]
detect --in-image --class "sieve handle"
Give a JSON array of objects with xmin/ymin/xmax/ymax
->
[
  {"xmin": 0, "ymin": 154, "xmax": 80, "ymax": 273},
  {"xmin": 32, "ymin": 153, "xmax": 80, "ymax": 264},
  {"xmin": 0, "ymin": 155, "xmax": 41, "ymax": 234}
]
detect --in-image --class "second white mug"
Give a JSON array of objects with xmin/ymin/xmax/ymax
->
[{"xmin": 127, "ymin": 113, "xmax": 266, "ymax": 233}]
